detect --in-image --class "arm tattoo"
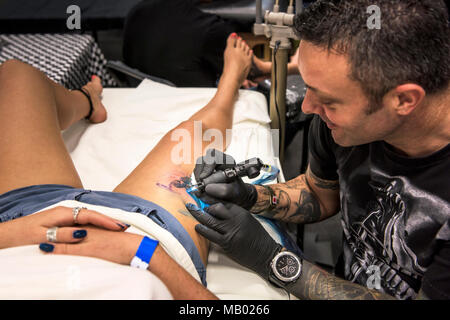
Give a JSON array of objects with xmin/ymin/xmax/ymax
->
[
  {"xmin": 270, "ymin": 189, "xmax": 291, "ymax": 220},
  {"xmin": 415, "ymin": 290, "xmax": 430, "ymax": 300},
  {"xmin": 306, "ymin": 167, "xmax": 339, "ymax": 191},
  {"xmin": 288, "ymin": 260, "xmax": 396, "ymax": 300},
  {"xmin": 289, "ymin": 189, "xmax": 322, "ymax": 224},
  {"xmin": 250, "ymin": 185, "xmax": 271, "ymax": 214},
  {"xmin": 252, "ymin": 175, "xmax": 323, "ymax": 224}
]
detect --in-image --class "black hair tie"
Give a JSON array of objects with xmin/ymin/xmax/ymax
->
[{"xmin": 75, "ymin": 88, "xmax": 94, "ymax": 120}]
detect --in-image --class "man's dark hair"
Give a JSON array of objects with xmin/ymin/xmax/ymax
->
[{"xmin": 294, "ymin": 0, "xmax": 450, "ymax": 112}]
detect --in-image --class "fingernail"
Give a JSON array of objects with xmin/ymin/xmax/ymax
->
[
  {"xmin": 39, "ymin": 243, "xmax": 54, "ymax": 253},
  {"xmin": 116, "ymin": 223, "xmax": 128, "ymax": 229},
  {"xmin": 73, "ymin": 229, "xmax": 87, "ymax": 239},
  {"xmin": 91, "ymin": 75, "xmax": 96, "ymax": 80}
]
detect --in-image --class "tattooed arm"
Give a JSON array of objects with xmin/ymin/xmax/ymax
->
[
  {"xmin": 250, "ymin": 165, "xmax": 340, "ymax": 224},
  {"xmin": 285, "ymin": 259, "xmax": 433, "ymax": 300},
  {"xmin": 286, "ymin": 259, "xmax": 396, "ymax": 300}
]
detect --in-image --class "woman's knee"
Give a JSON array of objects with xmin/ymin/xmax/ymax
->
[
  {"xmin": 0, "ymin": 59, "xmax": 28, "ymax": 74},
  {"xmin": 0, "ymin": 59, "xmax": 42, "ymax": 84}
]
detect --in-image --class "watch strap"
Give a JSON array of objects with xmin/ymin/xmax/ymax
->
[
  {"xmin": 269, "ymin": 248, "xmax": 302, "ymax": 288},
  {"xmin": 268, "ymin": 244, "xmax": 284, "ymax": 287}
]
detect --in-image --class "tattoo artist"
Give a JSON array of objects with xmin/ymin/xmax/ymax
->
[{"xmin": 186, "ymin": 0, "xmax": 450, "ymax": 300}]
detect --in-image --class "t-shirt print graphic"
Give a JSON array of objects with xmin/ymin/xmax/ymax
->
[{"xmin": 343, "ymin": 179, "xmax": 423, "ymax": 300}]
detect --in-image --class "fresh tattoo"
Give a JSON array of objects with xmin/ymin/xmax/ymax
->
[
  {"xmin": 156, "ymin": 176, "xmax": 193, "ymax": 193},
  {"xmin": 155, "ymin": 175, "xmax": 199, "ymax": 220}
]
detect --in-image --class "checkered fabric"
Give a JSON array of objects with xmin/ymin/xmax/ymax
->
[{"xmin": 0, "ymin": 33, "xmax": 118, "ymax": 89}]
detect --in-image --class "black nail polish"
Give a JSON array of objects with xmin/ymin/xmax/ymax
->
[
  {"xmin": 73, "ymin": 230, "xmax": 87, "ymax": 239},
  {"xmin": 39, "ymin": 243, "xmax": 54, "ymax": 252}
]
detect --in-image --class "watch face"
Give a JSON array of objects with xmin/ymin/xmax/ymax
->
[{"xmin": 273, "ymin": 252, "xmax": 301, "ymax": 282}]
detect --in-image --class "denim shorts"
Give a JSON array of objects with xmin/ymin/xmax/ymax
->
[{"xmin": 0, "ymin": 184, "xmax": 206, "ymax": 286}]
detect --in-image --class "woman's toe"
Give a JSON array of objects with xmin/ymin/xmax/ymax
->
[{"xmin": 227, "ymin": 33, "xmax": 238, "ymax": 48}]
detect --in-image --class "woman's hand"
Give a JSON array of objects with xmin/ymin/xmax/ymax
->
[
  {"xmin": 39, "ymin": 228, "xmax": 220, "ymax": 300},
  {"xmin": 39, "ymin": 226, "xmax": 143, "ymax": 266},
  {"xmin": 1, "ymin": 206, "xmax": 128, "ymax": 249}
]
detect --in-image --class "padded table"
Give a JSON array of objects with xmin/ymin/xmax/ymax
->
[{"xmin": 0, "ymin": 33, "xmax": 117, "ymax": 89}]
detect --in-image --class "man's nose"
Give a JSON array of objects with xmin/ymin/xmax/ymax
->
[{"xmin": 301, "ymin": 91, "xmax": 320, "ymax": 115}]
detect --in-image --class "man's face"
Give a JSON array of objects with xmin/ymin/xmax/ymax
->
[{"xmin": 298, "ymin": 41, "xmax": 400, "ymax": 147}]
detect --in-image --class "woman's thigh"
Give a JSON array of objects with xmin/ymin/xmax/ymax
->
[
  {"xmin": 0, "ymin": 60, "xmax": 82, "ymax": 195},
  {"xmin": 114, "ymin": 120, "xmax": 226, "ymax": 265},
  {"xmin": 135, "ymin": 172, "xmax": 209, "ymax": 265}
]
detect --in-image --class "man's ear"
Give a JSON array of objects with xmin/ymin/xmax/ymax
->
[{"xmin": 390, "ymin": 84, "xmax": 426, "ymax": 116}]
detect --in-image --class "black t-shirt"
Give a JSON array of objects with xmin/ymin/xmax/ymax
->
[{"xmin": 308, "ymin": 115, "xmax": 450, "ymax": 300}]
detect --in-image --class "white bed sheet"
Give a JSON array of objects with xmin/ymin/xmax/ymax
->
[{"xmin": 0, "ymin": 80, "xmax": 292, "ymax": 300}]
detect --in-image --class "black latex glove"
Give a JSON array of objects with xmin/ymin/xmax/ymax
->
[
  {"xmin": 193, "ymin": 149, "xmax": 258, "ymax": 210},
  {"xmin": 187, "ymin": 202, "xmax": 282, "ymax": 280}
]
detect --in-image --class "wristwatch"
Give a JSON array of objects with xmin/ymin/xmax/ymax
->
[{"xmin": 269, "ymin": 247, "xmax": 302, "ymax": 288}]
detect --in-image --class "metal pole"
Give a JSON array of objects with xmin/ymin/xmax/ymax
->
[
  {"xmin": 253, "ymin": 2, "xmax": 299, "ymax": 162},
  {"xmin": 296, "ymin": 0, "xmax": 303, "ymax": 14},
  {"xmin": 256, "ymin": 0, "xmax": 262, "ymax": 24},
  {"xmin": 270, "ymin": 47, "xmax": 288, "ymax": 162}
]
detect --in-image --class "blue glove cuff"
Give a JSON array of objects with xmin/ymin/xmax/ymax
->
[{"xmin": 130, "ymin": 236, "xmax": 159, "ymax": 269}]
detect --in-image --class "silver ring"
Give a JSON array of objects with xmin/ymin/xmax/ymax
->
[
  {"xmin": 72, "ymin": 206, "xmax": 85, "ymax": 224},
  {"xmin": 46, "ymin": 227, "xmax": 58, "ymax": 242}
]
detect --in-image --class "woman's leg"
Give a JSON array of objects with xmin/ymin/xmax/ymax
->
[
  {"xmin": 0, "ymin": 59, "xmax": 106, "ymax": 195},
  {"xmin": 113, "ymin": 35, "xmax": 253, "ymax": 264}
]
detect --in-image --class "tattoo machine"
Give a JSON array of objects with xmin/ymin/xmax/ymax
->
[
  {"xmin": 186, "ymin": 158, "xmax": 280, "ymax": 210},
  {"xmin": 189, "ymin": 158, "xmax": 265, "ymax": 193}
]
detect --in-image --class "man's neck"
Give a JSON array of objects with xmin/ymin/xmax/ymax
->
[{"xmin": 385, "ymin": 91, "xmax": 450, "ymax": 158}]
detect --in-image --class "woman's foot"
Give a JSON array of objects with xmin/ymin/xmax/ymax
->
[
  {"xmin": 220, "ymin": 33, "xmax": 253, "ymax": 90},
  {"xmin": 252, "ymin": 55, "xmax": 272, "ymax": 77},
  {"xmin": 81, "ymin": 75, "xmax": 107, "ymax": 123},
  {"xmin": 245, "ymin": 47, "xmax": 300, "ymax": 88}
]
